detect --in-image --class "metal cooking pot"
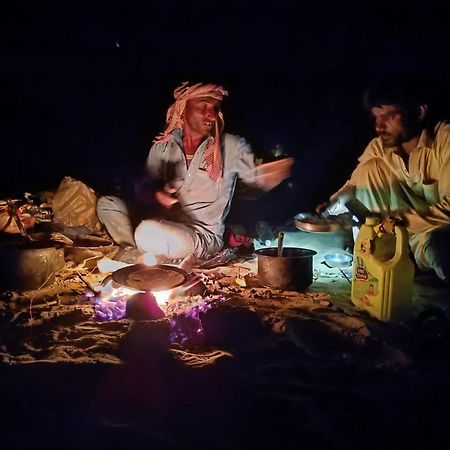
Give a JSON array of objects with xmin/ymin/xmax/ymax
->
[
  {"xmin": 0, "ymin": 245, "xmax": 64, "ymax": 290},
  {"xmin": 256, "ymin": 247, "xmax": 317, "ymax": 291}
]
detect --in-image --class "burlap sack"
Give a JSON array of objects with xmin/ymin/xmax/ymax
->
[{"xmin": 52, "ymin": 177, "xmax": 102, "ymax": 231}]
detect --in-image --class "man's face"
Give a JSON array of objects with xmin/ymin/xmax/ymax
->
[
  {"xmin": 183, "ymin": 97, "xmax": 220, "ymax": 139},
  {"xmin": 371, "ymin": 104, "xmax": 416, "ymax": 148}
]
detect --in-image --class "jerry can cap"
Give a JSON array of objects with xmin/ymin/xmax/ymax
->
[{"xmin": 365, "ymin": 216, "xmax": 381, "ymax": 226}]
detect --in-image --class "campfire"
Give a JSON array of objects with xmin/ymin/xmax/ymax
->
[{"xmin": 92, "ymin": 259, "xmax": 227, "ymax": 345}]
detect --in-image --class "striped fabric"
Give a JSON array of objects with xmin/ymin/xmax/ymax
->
[{"xmin": 153, "ymin": 82, "xmax": 228, "ymax": 183}]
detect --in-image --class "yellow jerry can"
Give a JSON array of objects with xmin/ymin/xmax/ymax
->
[{"xmin": 351, "ymin": 216, "xmax": 415, "ymax": 322}]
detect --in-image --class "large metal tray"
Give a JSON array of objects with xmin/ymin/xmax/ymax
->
[
  {"xmin": 112, "ymin": 264, "xmax": 188, "ymax": 292},
  {"xmin": 294, "ymin": 212, "xmax": 354, "ymax": 233},
  {"xmin": 294, "ymin": 213, "xmax": 342, "ymax": 233}
]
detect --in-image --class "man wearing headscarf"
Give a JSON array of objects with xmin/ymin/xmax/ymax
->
[{"xmin": 97, "ymin": 82, "xmax": 293, "ymax": 262}]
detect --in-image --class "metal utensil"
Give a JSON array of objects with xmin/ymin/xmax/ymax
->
[{"xmin": 277, "ymin": 232, "xmax": 284, "ymax": 257}]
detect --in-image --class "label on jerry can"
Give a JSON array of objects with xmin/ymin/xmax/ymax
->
[{"xmin": 352, "ymin": 255, "xmax": 381, "ymax": 314}]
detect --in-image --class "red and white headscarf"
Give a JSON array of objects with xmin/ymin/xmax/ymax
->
[{"xmin": 154, "ymin": 82, "xmax": 228, "ymax": 182}]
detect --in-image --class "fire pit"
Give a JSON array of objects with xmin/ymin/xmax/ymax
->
[
  {"xmin": 94, "ymin": 263, "xmax": 208, "ymax": 319},
  {"xmin": 93, "ymin": 262, "xmax": 223, "ymax": 346}
]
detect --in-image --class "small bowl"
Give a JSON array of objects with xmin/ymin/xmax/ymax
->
[{"xmin": 323, "ymin": 252, "xmax": 353, "ymax": 268}]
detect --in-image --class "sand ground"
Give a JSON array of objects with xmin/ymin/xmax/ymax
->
[{"xmin": 1, "ymin": 229, "xmax": 450, "ymax": 450}]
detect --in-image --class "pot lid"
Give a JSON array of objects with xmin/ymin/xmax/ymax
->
[{"xmin": 112, "ymin": 264, "xmax": 188, "ymax": 292}]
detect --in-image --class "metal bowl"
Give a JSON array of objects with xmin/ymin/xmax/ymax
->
[{"xmin": 323, "ymin": 252, "xmax": 353, "ymax": 268}]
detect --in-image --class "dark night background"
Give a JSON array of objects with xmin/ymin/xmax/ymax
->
[
  {"xmin": 2, "ymin": 3, "xmax": 450, "ymax": 449},
  {"xmin": 2, "ymin": 0, "xmax": 450, "ymax": 223}
]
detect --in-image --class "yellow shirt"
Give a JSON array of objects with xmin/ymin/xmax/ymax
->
[{"xmin": 349, "ymin": 121, "xmax": 450, "ymax": 234}]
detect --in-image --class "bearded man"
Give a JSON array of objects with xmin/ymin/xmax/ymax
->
[
  {"xmin": 317, "ymin": 78, "xmax": 450, "ymax": 283},
  {"xmin": 97, "ymin": 82, "xmax": 292, "ymax": 262}
]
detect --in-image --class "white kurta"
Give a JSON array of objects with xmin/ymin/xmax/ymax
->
[
  {"xmin": 97, "ymin": 129, "xmax": 266, "ymax": 259},
  {"xmin": 132, "ymin": 129, "xmax": 260, "ymax": 259}
]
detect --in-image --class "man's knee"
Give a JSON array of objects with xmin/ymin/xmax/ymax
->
[
  {"xmin": 96, "ymin": 196, "xmax": 125, "ymax": 221},
  {"xmin": 97, "ymin": 195, "xmax": 122, "ymax": 210},
  {"xmin": 135, "ymin": 220, "xmax": 172, "ymax": 253},
  {"xmin": 135, "ymin": 220, "xmax": 201, "ymax": 259},
  {"xmin": 96, "ymin": 196, "xmax": 111, "ymax": 223},
  {"xmin": 425, "ymin": 226, "xmax": 450, "ymax": 283},
  {"xmin": 134, "ymin": 220, "xmax": 160, "ymax": 243}
]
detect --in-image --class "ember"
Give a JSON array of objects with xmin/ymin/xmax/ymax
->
[
  {"xmin": 94, "ymin": 296, "xmax": 127, "ymax": 321},
  {"xmin": 92, "ymin": 280, "xmax": 137, "ymax": 321},
  {"xmin": 168, "ymin": 293, "xmax": 228, "ymax": 345}
]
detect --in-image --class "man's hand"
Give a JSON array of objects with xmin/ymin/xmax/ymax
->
[
  {"xmin": 247, "ymin": 157, "xmax": 294, "ymax": 192},
  {"xmin": 315, "ymin": 184, "xmax": 357, "ymax": 216},
  {"xmin": 315, "ymin": 201, "xmax": 331, "ymax": 215},
  {"xmin": 155, "ymin": 186, "xmax": 179, "ymax": 209}
]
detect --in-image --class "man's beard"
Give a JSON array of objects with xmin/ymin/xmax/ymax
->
[
  {"xmin": 379, "ymin": 134, "xmax": 400, "ymax": 148},
  {"xmin": 380, "ymin": 119, "xmax": 422, "ymax": 149}
]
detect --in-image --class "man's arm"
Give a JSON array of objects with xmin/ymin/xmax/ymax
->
[
  {"xmin": 135, "ymin": 142, "xmax": 175, "ymax": 208},
  {"xmin": 402, "ymin": 155, "xmax": 450, "ymax": 233},
  {"xmin": 315, "ymin": 139, "xmax": 380, "ymax": 215},
  {"xmin": 231, "ymin": 136, "xmax": 293, "ymax": 192},
  {"xmin": 244, "ymin": 157, "xmax": 294, "ymax": 192}
]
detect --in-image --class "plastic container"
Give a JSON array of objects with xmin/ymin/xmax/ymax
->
[{"xmin": 351, "ymin": 216, "xmax": 415, "ymax": 322}]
